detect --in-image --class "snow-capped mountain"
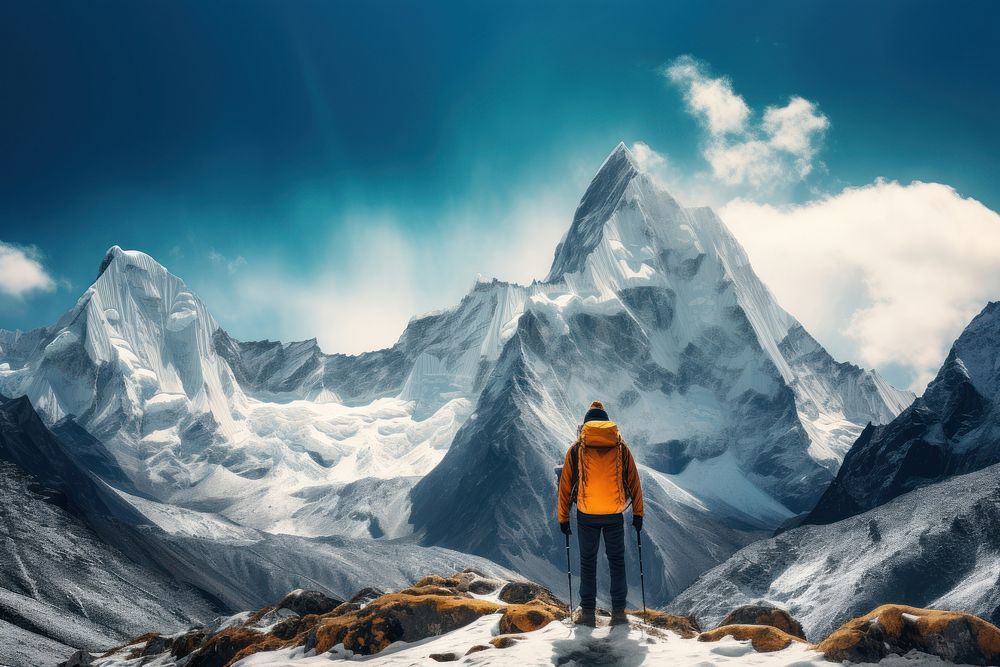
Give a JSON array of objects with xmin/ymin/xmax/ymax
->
[
  {"xmin": 411, "ymin": 143, "xmax": 912, "ymax": 601},
  {"xmin": 0, "ymin": 143, "xmax": 912, "ymax": 610},
  {"xmin": 0, "ymin": 248, "xmax": 516, "ymax": 536},
  {"xmin": 806, "ymin": 301, "xmax": 1000, "ymax": 525}
]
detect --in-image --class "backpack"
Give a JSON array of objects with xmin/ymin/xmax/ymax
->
[{"xmin": 566, "ymin": 421, "xmax": 634, "ymax": 510}]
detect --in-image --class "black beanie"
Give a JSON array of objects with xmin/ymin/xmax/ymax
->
[{"xmin": 583, "ymin": 400, "xmax": 609, "ymax": 423}]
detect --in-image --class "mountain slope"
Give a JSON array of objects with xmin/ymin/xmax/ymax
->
[
  {"xmin": 807, "ymin": 301, "xmax": 1000, "ymax": 525},
  {"xmin": 0, "ymin": 394, "xmax": 220, "ymax": 666},
  {"xmin": 669, "ymin": 460, "xmax": 1000, "ymax": 640}
]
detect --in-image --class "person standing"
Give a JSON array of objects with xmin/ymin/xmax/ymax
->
[{"xmin": 557, "ymin": 400, "xmax": 644, "ymax": 626}]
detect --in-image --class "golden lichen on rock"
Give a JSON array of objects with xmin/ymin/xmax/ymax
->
[
  {"xmin": 490, "ymin": 634, "xmax": 526, "ymax": 649},
  {"xmin": 498, "ymin": 601, "xmax": 567, "ymax": 633},
  {"xmin": 817, "ymin": 604, "xmax": 1000, "ymax": 665},
  {"xmin": 717, "ymin": 603, "xmax": 806, "ymax": 639},
  {"xmin": 699, "ymin": 624, "xmax": 809, "ymax": 652},
  {"xmin": 311, "ymin": 592, "xmax": 503, "ymax": 655},
  {"xmin": 631, "ymin": 609, "xmax": 701, "ymax": 638}
]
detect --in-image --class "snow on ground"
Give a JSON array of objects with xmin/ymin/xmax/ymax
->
[{"xmin": 233, "ymin": 615, "xmax": 830, "ymax": 667}]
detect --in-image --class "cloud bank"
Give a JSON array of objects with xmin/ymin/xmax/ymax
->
[
  {"xmin": 721, "ymin": 180, "xmax": 1000, "ymax": 391},
  {"xmin": 0, "ymin": 242, "xmax": 55, "ymax": 298},
  {"xmin": 201, "ymin": 192, "xmax": 571, "ymax": 355}
]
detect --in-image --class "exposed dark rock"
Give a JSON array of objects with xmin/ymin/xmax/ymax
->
[
  {"xmin": 497, "ymin": 581, "xmax": 563, "ymax": 608},
  {"xmin": 717, "ymin": 603, "xmax": 805, "ymax": 639},
  {"xmin": 276, "ymin": 589, "xmax": 343, "ymax": 616}
]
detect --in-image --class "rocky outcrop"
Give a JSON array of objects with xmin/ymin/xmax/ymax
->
[
  {"xmin": 309, "ymin": 593, "xmax": 502, "ymax": 655},
  {"xmin": 699, "ymin": 624, "xmax": 808, "ymax": 652},
  {"xmin": 86, "ymin": 571, "xmax": 564, "ymax": 666},
  {"xmin": 80, "ymin": 571, "xmax": 1000, "ymax": 666},
  {"xmin": 717, "ymin": 603, "xmax": 805, "ymax": 639},
  {"xmin": 817, "ymin": 604, "xmax": 1000, "ymax": 665}
]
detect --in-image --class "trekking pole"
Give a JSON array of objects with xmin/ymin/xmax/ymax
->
[
  {"xmin": 636, "ymin": 527, "xmax": 647, "ymax": 623},
  {"xmin": 565, "ymin": 532, "xmax": 574, "ymax": 620}
]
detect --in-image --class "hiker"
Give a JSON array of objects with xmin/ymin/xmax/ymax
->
[{"xmin": 557, "ymin": 400, "xmax": 644, "ymax": 627}]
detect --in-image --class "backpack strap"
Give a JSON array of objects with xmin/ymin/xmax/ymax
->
[
  {"xmin": 618, "ymin": 435, "xmax": 633, "ymax": 511},
  {"xmin": 567, "ymin": 439, "xmax": 581, "ymax": 506}
]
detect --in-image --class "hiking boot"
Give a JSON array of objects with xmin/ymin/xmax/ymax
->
[
  {"xmin": 610, "ymin": 609, "xmax": 628, "ymax": 626},
  {"xmin": 573, "ymin": 608, "xmax": 597, "ymax": 626}
]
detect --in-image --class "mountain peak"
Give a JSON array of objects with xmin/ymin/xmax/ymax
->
[
  {"xmin": 97, "ymin": 245, "xmax": 125, "ymax": 279},
  {"xmin": 544, "ymin": 143, "xmax": 641, "ymax": 282},
  {"xmin": 596, "ymin": 141, "xmax": 639, "ymax": 180}
]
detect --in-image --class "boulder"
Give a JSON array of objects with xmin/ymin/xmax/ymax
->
[
  {"xmin": 699, "ymin": 624, "xmax": 808, "ymax": 653},
  {"xmin": 185, "ymin": 627, "xmax": 284, "ymax": 667},
  {"xmin": 817, "ymin": 605, "xmax": 1000, "ymax": 665},
  {"xmin": 497, "ymin": 581, "xmax": 563, "ymax": 608},
  {"xmin": 632, "ymin": 609, "xmax": 700, "ymax": 638},
  {"xmin": 429, "ymin": 652, "xmax": 459, "ymax": 661},
  {"xmin": 467, "ymin": 578, "xmax": 503, "ymax": 594},
  {"xmin": 311, "ymin": 593, "xmax": 503, "ymax": 655},
  {"xmin": 499, "ymin": 602, "xmax": 566, "ymax": 633},
  {"xmin": 466, "ymin": 644, "xmax": 492, "ymax": 655},
  {"xmin": 717, "ymin": 603, "xmax": 806, "ymax": 640},
  {"xmin": 490, "ymin": 635, "xmax": 525, "ymax": 649},
  {"xmin": 276, "ymin": 589, "xmax": 343, "ymax": 616}
]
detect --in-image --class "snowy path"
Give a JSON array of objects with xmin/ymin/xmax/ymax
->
[{"xmin": 235, "ymin": 614, "xmax": 832, "ymax": 666}]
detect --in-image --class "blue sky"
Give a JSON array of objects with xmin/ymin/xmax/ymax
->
[{"xmin": 2, "ymin": 1, "xmax": 999, "ymax": 391}]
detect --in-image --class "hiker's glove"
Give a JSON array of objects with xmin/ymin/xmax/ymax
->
[
  {"xmin": 560, "ymin": 522, "xmax": 572, "ymax": 535},
  {"xmin": 632, "ymin": 515, "xmax": 643, "ymax": 532}
]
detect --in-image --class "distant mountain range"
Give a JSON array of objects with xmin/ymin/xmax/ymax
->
[{"xmin": 0, "ymin": 142, "xmax": 947, "ymax": 664}]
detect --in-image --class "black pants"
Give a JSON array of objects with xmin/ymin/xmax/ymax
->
[{"xmin": 577, "ymin": 511, "xmax": 626, "ymax": 611}]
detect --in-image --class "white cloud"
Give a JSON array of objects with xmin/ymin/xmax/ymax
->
[
  {"xmin": 630, "ymin": 141, "xmax": 666, "ymax": 172},
  {"xmin": 209, "ymin": 249, "xmax": 247, "ymax": 274},
  {"xmin": 201, "ymin": 192, "xmax": 571, "ymax": 355},
  {"xmin": 720, "ymin": 180, "xmax": 1000, "ymax": 391},
  {"xmin": 665, "ymin": 56, "xmax": 829, "ymax": 192},
  {"xmin": 666, "ymin": 57, "xmax": 749, "ymax": 135},
  {"xmin": 0, "ymin": 242, "xmax": 55, "ymax": 298}
]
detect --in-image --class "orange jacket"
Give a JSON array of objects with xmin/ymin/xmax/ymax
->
[{"xmin": 557, "ymin": 420, "xmax": 644, "ymax": 523}]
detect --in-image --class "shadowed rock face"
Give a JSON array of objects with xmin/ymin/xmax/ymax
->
[
  {"xmin": 808, "ymin": 301, "xmax": 1000, "ymax": 526},
  {"xmin": 817, "ymin": 605, "xmax": 1000, "ymax": 665}
]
